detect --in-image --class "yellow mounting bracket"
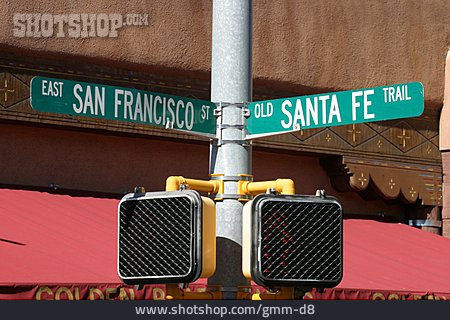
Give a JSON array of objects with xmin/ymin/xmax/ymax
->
[
  {"xmin": 165, "ymin": 175, "xmax": 224, "ymax": 199},
  {"xmin": 238, "ymin": 176, "xmax": 295, "ymax": 196}
]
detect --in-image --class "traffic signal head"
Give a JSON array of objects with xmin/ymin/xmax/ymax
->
[
  {"xmin": 243, "ymin": 194, "xmax": 343, "ymax": 289},
  {"xmin": 118, "ymin": 190, "xmax": 215, "ymax": 284}
]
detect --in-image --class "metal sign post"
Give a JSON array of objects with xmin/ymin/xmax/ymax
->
[{"xmin": 208, "ymin": 0, "xmax": 253, "ymax": 298}]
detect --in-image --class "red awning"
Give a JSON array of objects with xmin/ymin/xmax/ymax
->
[
  {"xmin": 1, "ymin": 188, "xmax": 450, "ymax": 300},
  {"xmin": 313, "ymin": 219, "xmax": 450, "ymax": 300}
]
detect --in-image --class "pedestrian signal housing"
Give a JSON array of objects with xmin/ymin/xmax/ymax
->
[
  {"xmin": 118, "ymin": 190, "xmax": 215, "ymax": 284},
  {"xmin": 243, "ymin": 194, "xmax": 343, "ymax": 289}
]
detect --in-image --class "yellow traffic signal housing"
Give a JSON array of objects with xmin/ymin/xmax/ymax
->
[
  {"xmin": 243, "ymin": 193, "xmax": 343, "ymax": 289},
  {"xmin": 118, "ymin": 190, "xmax": 215, "ymax": 284}
]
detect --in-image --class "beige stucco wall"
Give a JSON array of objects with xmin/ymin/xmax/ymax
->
[
  {"xmin": 0, "ymin": 0, "xmax": 449, "ymax": 105},
  {"xmin": 440, "ymin": 49, "xmax": 450, "ymax": 150}
]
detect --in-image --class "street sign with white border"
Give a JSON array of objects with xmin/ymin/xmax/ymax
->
[
  {"xmin": 246, "ymin": 82, "xmax": 424, "ymax": 139},
  {"xmin": 30, "ymin": 76, "xmax": 217, "ymax": 138}
]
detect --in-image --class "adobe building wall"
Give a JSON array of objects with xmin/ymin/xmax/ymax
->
[
  {"xmin": 0, "ymin": 122, "xmax": 405, "ymax": 218},
  {"xmin": 0, "ymin": 0, "xmax": 448, "ymax": 105},
  {"xmin": 440, "ymin": 49, "xmax": 450, "ymax": 236}
]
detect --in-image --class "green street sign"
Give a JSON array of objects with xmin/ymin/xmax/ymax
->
[
  {"xmin": 246, "ymin": 82, "xmax": 424, "ymax": 139},
  {"xmin": 30, "ymin": 76, "xmax": 217, "ymax": 137}
]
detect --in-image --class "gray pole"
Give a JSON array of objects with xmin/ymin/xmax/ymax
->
[{"xmin": 208, "ymin": 0, "xmax": 252, "ymax": 299}]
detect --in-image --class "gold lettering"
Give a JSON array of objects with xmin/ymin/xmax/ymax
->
[
  {"xmin": 89, "ymin": 288, "xmax": 105, "ymax": 300},
  {"xmin": 129, "ymin": 288, "xmax": 135, "ymax": 300},
  {"xmin": 413, "ymin": 295, "xmax": 423, "ymax": 300},
  {"xmin": 372, "ymin": 293, "xmax": 386, "ymax": 300},
  {"xmin": 55, "ymin": 287, "xmax": 74, "ymax": 300},
  {"xmin": 106, "ymin": 288, "xmax": 117, "ymax": 300},
  {"xmin": 388, "ymin": 294, "xmax": 399, "ymax": 300},
  {"xmin": 153, "ymin": 288, "xmax": 165, "ymax": 300},
  {"xmin": 74, "ymin": 287, "xmax": 80, "ymax": 300},
  {"xmin": 36, "ymin": 287, "xmax": 53, "ymax": 300},
  {"xmin": 304, "ymin": 292, "xmax": 314, "ymax": 299},
  {"xmin": 119, "ymin": 288, "xmax": 131, "ymax": 300}
]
